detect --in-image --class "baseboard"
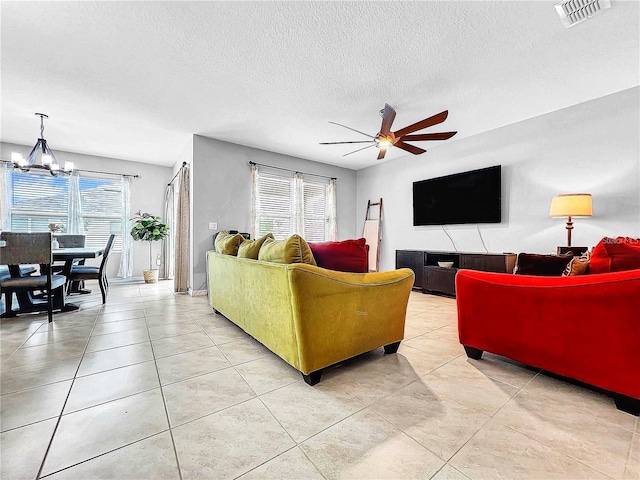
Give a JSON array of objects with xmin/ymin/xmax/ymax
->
[{"xmin": 188, "ymin": 288, "xmax": 207, "ymax": 297}]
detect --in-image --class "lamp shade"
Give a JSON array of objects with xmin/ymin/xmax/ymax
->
[{"xmin": 549, "ymin": 194, "xmax": 593, "ymax": 218}]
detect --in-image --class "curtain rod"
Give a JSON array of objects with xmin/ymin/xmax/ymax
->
[
  {"xmin": 248, "ymin": 161, "xmax": 337, "ymax": 180},
  {"xmin": 0, "ymin": 159, "xmax": 139, "ymax": 179},
  {"xmin": 168, "ymin": 162, "xmax": 188, "ymax": 186}
]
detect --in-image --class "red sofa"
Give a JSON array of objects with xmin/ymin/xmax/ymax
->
[{"xmin": 456, "ymin": 268, "xmax": 640, "ymax": 415}]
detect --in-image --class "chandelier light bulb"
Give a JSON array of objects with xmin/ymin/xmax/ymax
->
[
  {"xmin": 64, "ymin": 161, "xmax": 75, "ymax": 171},
  {"xmin": 11, "ymin": 152, "xmax": 23, "ymax": 163},
  {"xmin": 42, "ymin": 154, "xmax": 53, "ymax": 165},
  {"xmin": 50, "ymin": 163, "xmax": 59, "ymax": 171}
]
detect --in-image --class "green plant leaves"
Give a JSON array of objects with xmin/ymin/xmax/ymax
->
[{"xmin": 130, "ymin": 211, "xmax": 169, "ymax": 242}]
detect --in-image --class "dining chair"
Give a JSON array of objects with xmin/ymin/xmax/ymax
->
[
  {"xmin": 0, "ymin": 232, "xmax": 67, "ymax": 323},
  {"xmin": 55, "ymin": 234, "xmax": 86, "ymax": 248},
  {"xmin": 67, "ymin": 234, "xmax": 116, "ymax": 304},
  {"xmin": 52, "ymin": 234, "xmax": 87, "ymax": 292}
]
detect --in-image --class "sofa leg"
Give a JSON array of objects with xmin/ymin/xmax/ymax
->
[
  {"xmin": 384, "ymin": 341, "xmax": 401, "ymax": 354},
  {"xmin": 302, "ymin": 370, "xmax": 323, "ymax": 386},
  {"xmin": 613, "ymin": 394, "xmax": 640, "ymax": 416},
  {"xmin": 464, "ymin": 346, "xmax": 484, "ymax": 360}
]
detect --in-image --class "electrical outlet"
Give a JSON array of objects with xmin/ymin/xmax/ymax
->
[{"xmin": 208, "ymin": 222, "xmax": 218, "ymax": 230}]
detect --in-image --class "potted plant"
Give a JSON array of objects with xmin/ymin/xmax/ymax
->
[{"xmin": 130, "ymin": 211, "xmax": 169, "ymax": 283}]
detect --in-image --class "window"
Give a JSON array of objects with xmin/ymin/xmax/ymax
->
[
  {"xmin": 251, "ymin": 167, "xmax": 336, "ymax": 242},
  {"xmin": 78, "ymin": 176, "xmax": 123, "ymax": 250},
  {"xmin": 8, "ymin": 170, "xmax": 124, "ymax": 251}
]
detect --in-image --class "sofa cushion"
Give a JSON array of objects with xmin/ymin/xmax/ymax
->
[
  {"xmin": 214, "ymin": 231, "xmax": 245, "ymax": 256},
  {"xmin": 238, "ymin": 233, "xmax": 274, "ymax": 259},
  {"xmin": 308, "ymin": 238, "xmax": 369, "ymax": 273},
  {"xmin": 590, "ymin": 237, "xmax": 640, "ymax": 274},
  {"xmin": 258, "ymin": 235, "xmax": 316, "ymax": 265},
  {"xmin": 514, "ymin": 253, "xmax": 572, "ymax": 276},
  {"xmin": 562, "ymin": 253, "xmax": 590, "ymax": 276}
]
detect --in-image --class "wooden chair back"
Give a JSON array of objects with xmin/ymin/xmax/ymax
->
[{"xmin": 0, "ymin": 232, "xmax": 52, "ymax": 265}]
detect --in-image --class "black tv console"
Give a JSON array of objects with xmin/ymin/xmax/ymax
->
[{"xmin": 396, "ymin": 250, "xmax": 517, "ymax": 297}]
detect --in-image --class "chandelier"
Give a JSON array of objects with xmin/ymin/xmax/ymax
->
[{"xmin": 11, "ymin": 113, "xmax": 74, "ymax": 176}]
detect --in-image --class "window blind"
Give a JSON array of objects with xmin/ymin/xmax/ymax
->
[
  {"xmin": 9, "ymin": 171, "xmax": 124, "ymax": 251},
  {"xmin": 79, "ymin": 176, "xmax": 123, "ymax": 250},
  {"xmin": 253, "ymin": 169, "xmax": 334, "ymax": 242},
  {"xmin": 10, "ymin": 172, "xmax": 70, "ymax": 233}
]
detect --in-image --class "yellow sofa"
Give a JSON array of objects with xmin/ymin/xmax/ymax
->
[{"xmin": 206, "ymin": 251, "xmax": 414, "ymax": 384}]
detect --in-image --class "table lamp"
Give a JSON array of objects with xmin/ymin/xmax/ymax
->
[{"xmin": 549, "ymin": 193, "xmax": 593, "ymax": 247}]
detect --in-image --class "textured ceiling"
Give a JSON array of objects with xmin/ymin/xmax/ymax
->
[{"xmin": 1, "ymin": 1, "xmax": 638, "ymax": 170}]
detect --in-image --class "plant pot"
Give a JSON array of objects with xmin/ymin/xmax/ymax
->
[{"xmin": 143, "ymin": 269, "xmax": 159, "ymax": 284}]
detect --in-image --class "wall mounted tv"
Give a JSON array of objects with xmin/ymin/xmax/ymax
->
[{"xmin": 413, "ymin": 165, "xmax": 501, "ymax": 226}]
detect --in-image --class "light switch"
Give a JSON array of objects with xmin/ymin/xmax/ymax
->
[{"xmin": 208, "ymin": 222, "xmax": 218, "ymax": 230}]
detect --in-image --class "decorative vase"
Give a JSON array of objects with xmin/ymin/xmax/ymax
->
[
  {"xmin": 51, "ymin": 238, "xmax": 60, "ymax": 250},
  {"xmin": 143, "ymin": 269, "xmax": 159, "ymax": 284}
]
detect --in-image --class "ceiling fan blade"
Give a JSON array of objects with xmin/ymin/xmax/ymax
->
[
  {"xmin": 379, "ymin": 103, "xmax": 396, "ymax": 136},
  {"xmin": 328, "ymin": 121, "xmax": 375, "ymax": 139},
  {"xmin": 319, "ymin": 141, "xmax": 373, "ymax": 145},
  {"xmin": 393, "ymin": 110, "xmax": 449, "ymax": 138},
  {"xmin": 394, "ymin": 141, "xmax": 426, "ymax": 155},
  {"xmin": 377, "ymin": 147, "xmax": 387, "ymax": 160},
  {"xmin": 401, "ymin": 132, "xmax": 457, "ymax": 142},
  {"xmin": 343, "ymin": 144, "xmax": 375, "ymax": 157}
]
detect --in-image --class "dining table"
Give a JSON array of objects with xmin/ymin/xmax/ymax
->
[{"xmin": 2, "ymin": 246, "xmax": 104, "ymax": 316}]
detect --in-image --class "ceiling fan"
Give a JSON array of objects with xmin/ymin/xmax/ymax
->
[{"xmin": 320, "ymin": 103, "xmax": 457, "ymax": 160}]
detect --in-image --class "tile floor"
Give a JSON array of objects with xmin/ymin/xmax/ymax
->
[{"xmin": 0, "ymin": 281, "xmax": 638, "ymax": 479}]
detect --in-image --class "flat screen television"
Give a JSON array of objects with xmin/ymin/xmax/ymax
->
[{"xmin": 413, "ymin": 165, "xmax": 501, "ymax": 226}]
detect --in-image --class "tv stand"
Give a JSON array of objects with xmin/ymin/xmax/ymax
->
[{"xmin": 396, "ymin": 250, "xmax": 516, "ymax": 297}]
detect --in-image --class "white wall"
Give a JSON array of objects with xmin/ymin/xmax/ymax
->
[
  {"xmin": 1, "ymin": 142, "xmax": 172, "ymax": 277},
  {"xmin": 357, "ymin": 87, "xmax": 640, "ymax": 271},
  {"xmin": 190, "ymin": 136, "xmax": 358, "ymax": 292}
]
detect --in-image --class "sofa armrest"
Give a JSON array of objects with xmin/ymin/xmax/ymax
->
[
  {"xmin": 455, "ymin": 269, "xmax": 640, "ymax": 399},
  {"xmin": 287, "ymin": 264, "xmax": 415, "ymax": 374}
]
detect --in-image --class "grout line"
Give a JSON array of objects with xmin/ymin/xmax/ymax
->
[
  {"xmin": 145, "ymin": 309, "xmax": 184, "ymax": 480},
  {"xmin": 38, "ymin": 429, "xmax": 172, "ymax": 478},
  {"xmin": 34, "ymin": 311, "xmax": 102, "ymax": 479}
]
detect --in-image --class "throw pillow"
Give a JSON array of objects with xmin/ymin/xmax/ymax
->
[
  {"xmin": 590, "ymin": 237, "xmax": 640, "ymax": 274},
  {"xmin": 258, "ymin": 234, "xmax": 316, "ymax": 265},
  {"xmin": 237, "ymin": 233, "xmax": 274, "ymax": 259},
  {"xmin": 562, "ymin": 252, "xmax": 590, "ymax": 276},
  {"xmin": 214, "ymin": 231, "xmax": 245, "ymax": 256},
  {"xmin": 514, "ymin": 253, "xmax": 573, "ymax": 276},
  {"xmin": 308, "ymin": 238, "xmax": 369, "ymax": 273}
]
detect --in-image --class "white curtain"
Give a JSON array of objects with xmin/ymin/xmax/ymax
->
[
  {"xmin": 293, "ymin": 172, "xmax": 304, "ymax": 236},
  {"xmin": 118, "ymin": 176, "xmax": 133, "ymax": 278},
  {"xmin": 327, "ymin": 177, "xmax": 337, "ymax": 241},
  {"xmin": 250, "ymin": 163, "xmax": 260, "ymax": 238},
  {"xmin": 67, "ymin": 172, "xmax": 84, "ymax": 234},
  {"xmin": 0, "ymin": 163, "xmax": 11, "ymax": 231},
  {"xmin": 175, "ymin": 166, "xmax": 190, "ymax": 292},
  {"xmin": 161, "ymin": 183, "xmax": 175, "ymax": 279}
]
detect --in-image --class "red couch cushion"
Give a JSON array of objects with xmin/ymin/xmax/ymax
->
[
  {"xmin": 590, "ymin": 237, "xmax": 640, "ymax": 274},
  {"xmin": 308, "ymin": 238, "xmax": 369, "ymax": 273}
]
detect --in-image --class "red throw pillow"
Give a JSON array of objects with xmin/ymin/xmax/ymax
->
[
  {"xmin": 308, "ymin": 238, "xmax": 369, "ymax": 273},
  {"xmin": 590, "ymin": 237, "xmax": 640, "ymax": 274}
]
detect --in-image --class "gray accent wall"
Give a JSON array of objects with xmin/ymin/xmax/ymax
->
[
  {"xmin": 190, "ymin": 136, "xmax": 358, "ymax": 292},
  {"xmin": 356, "ymin": 87, "xmax": 640, "ymax": 271},
  {"xmin": 1, "ymin": 142, "xmax": 173, "ymax": 278}
]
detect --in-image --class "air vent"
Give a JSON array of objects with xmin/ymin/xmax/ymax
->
[{"xmin": 555, "ymin": 0, "xmax": 611, "ymax": 28}]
